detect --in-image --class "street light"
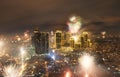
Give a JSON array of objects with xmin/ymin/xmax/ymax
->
[{"xmin": 48, "ymin": 50, "xmax": 56, "ymax": 60}]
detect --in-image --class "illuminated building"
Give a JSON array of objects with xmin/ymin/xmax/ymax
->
[
  {"xmin": 70, "ymin": 38, "xmax": 74, "ymax": 48},
  {"xmin": 83, "ymin": 32, "xmax": 88, "ymax": 42},
  {"xmin": 55, "ymin": 30, "xmax": 62, "ymax": 49},
  {"xmin": 49, "ymin": 31, "xmax": 55, "ymax": 48},
  {"xmin": 65, "ymin": 32, "xmax": 71, "ymax": 43},
  {"xmin": 87, "ymin": 39, "xmax": 91, "ymax": 47},
  {"xmin": 74, "ymin": 43, "xmax": 80, "ymax": 50},
  {"xmin": 32, "ymin": 28, "xmax": 41, "ymax": 54},
  {"xmin": 80, "ymin": 32, "xmax": 91, "ymax": 48},
  {"xmin": 80, "ymin": 36, "xmax": 84, "ymax": 48},
  {"xmin": 61, "ymin": 32, "xmax": 66, "ymax": 46},
  {"xmin": 32, "ymin": 28, "xmax": 92, "ymax": 53},
  {"xmin": 40, "ymin": 32, "xmax": 49, "ymax": 53},
  {"xmin": 32, "ymin": 28, "xmax": 49, "ymax": 54}
]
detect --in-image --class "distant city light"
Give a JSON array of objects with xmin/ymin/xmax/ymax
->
[
  {"xmin": 101, "ymin": 31, "xmax": 106, "ymax": 35},
  {"xmin": 0, "ymin": 27, "xmax": 118, "ymax": 77},
  {"xmin": 49, "ymin": 51, "xmax": 56, "ymax": 60},
  {"xmin": 52, "ymin": 49, "xmax": 55, "ymax": 53},
  {"xmin": 51, "ymin": 55, "xmax": 55, "ymax": 60},
  {"xmin": 17, "ymin": 37, "xmax": 21, "ymax": 41}
]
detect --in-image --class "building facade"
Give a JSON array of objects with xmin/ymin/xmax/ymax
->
[{"xmin": 32, "ymin": 29, "xmax": 49, "ymax": 54}]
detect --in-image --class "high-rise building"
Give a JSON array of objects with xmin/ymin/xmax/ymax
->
[
  {"xmin": 80, "ymin": 32, "xmax": 89, "ymax": 48},
  {"xmin": 32, "ymin": 29, "xmax": 49, "ymax": 54},
  {"xmin": 32, "ymin": 28, "xmax": 41, "ymax": 54},
  {"xmin": 80, "ymin": 36, "xmax": 84, "ymax": 48},
  {"xmin": 62, "ymin": 32, "xmax": 71, "ymax": 47},
  {"xmin": 40, "ymin": 32, "xmax": 49, "ymax": 53},
  {"xmin": 83, "ymin": 32, "xmax": 88, "ymax": 42},
  {"xmin": 70, "ymin": 38, "xmax": 74, "ymax": 48},
  {"xmin": 74, "ymin": 43, "xmax": 80, "ymax": 50},
  {"xmin": 55, "ymin": 30, "xmax": 62, "ymax": 49},
  {"xmin": 87, "ymin": 39, "xmax": 91, "ymax": 47},
  {"xmin": 65, "ymin": 32, "xmax": 71, "ymax": 43},
  {"xmin": 49, "ymin": 31, "xmax": 55, "ymax": 48},
  {"xmin": 61, "ymin": 33, "xmax": 65, "ymax": 46}
]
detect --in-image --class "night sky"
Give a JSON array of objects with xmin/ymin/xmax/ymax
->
[{"xmin": 0, "ymin": 0, "xmax": 120, "ymax": 34}]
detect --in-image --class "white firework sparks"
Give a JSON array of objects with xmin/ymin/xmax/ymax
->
[
  {"xmin": 67, "ymin": 15, "xmax": 82, "ymax": 34},
  {"xmin": 78, "ymin": 53, "xmax": 111, "ymax": 77},
  {"xmin": 3, "ymin": 64, "xmax": 26, "ymax": 77},
  {"xmin": 79, "ymin": 54, "xmax": 94, "ymax": 70},
  {"xmin": 78, "ymin": 53, "xmax": 95, "ymax": 77}
]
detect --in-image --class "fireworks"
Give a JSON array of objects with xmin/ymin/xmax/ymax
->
[
  {"xmin": 79, "ymin": 53, "xmax": 95, "ymax": 77},
  {"xmin": 67, "ymin": 15, "xmax": 82, "ymax": 34},
  {"xmin": 79, "ymin": 54, "xmax": 94, "ymax": 69},
  {"xmin": 65, "ymin": 72, "xmax": 70, "ymax": 77},
  {"xmin": 3, "ymin": 64, "xmax": 25, "ymax": 77},
  {"xmin": 65, "ymin": 71, "xmax": 72, "ymax": 77}
]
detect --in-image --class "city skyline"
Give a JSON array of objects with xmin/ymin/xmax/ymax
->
[{"xmin": 0, "ymin": 1, "xmax": 119, "ymax": 77}]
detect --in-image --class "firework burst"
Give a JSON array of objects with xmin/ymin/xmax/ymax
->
[
  {"xmin": 67, "ymin": 15, "xmax": 82, "ymax": 34},
  {"xmin": 3, "ymin": 64, "xmax": 26, "ymax": 77}
]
